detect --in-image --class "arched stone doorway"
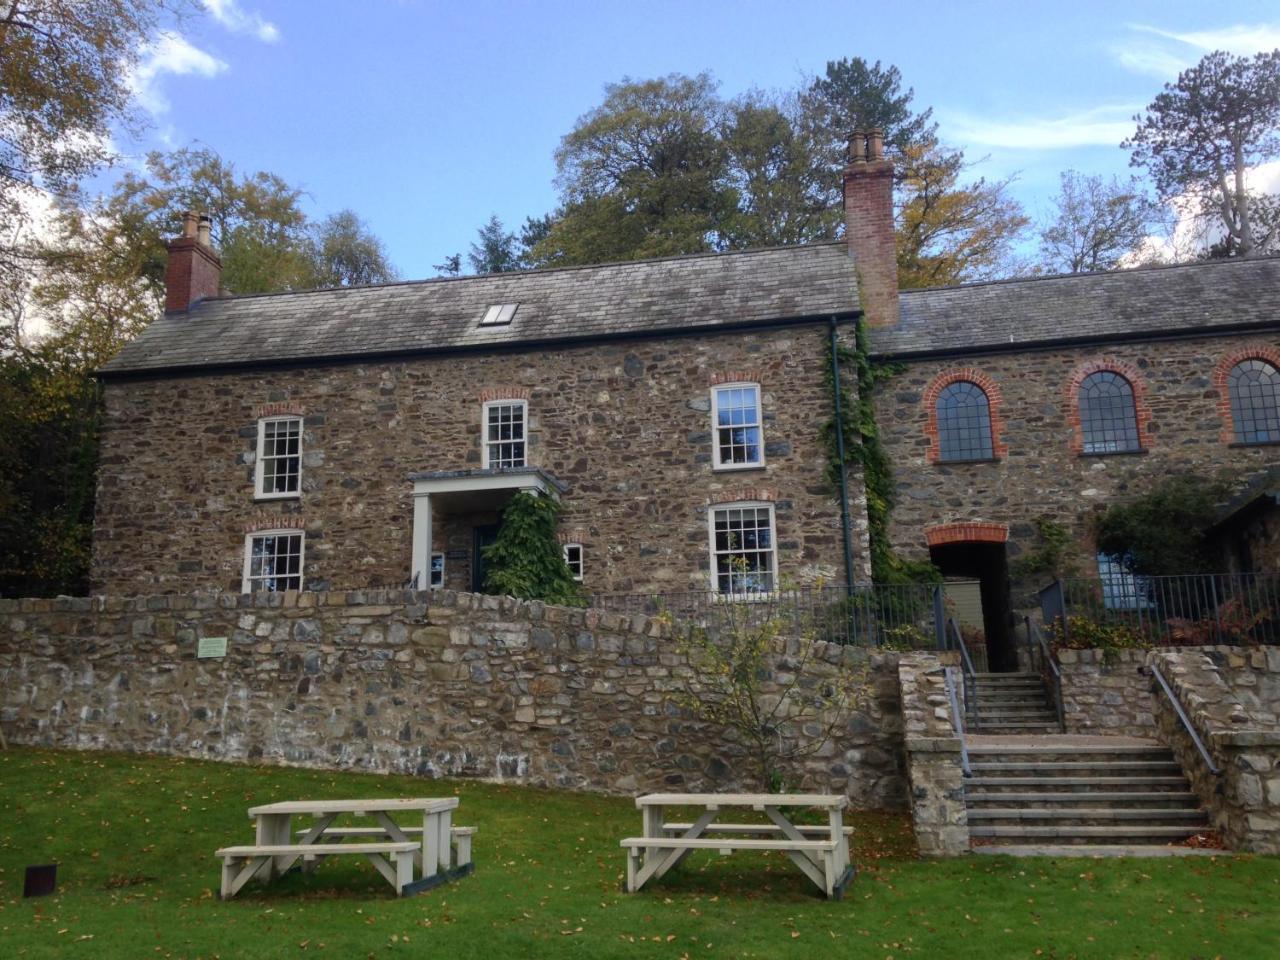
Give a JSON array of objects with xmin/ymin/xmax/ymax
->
[{"xmin": 926, "ymin": 523, "xmax": 1015, "ymax": 672}]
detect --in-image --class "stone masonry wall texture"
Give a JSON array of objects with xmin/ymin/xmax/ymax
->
[
  {"xmin": 896, "ymin": 652, "xmax": 968, "ymax": 856},
  {"xmin": 0, "ymin": 590, "xmax": 907, "ymax": 809},
  {"xmin": 92, "ymin": 324, "xmax": 871, "ymax": 596},
  {"xmin": 1150, "ymin": 646, "xmax": 1280, "ymax": 854},
  {"xmin": 872, "ymin": 334, "xmax": 1280, "ymax": 573},
  {"xmin": 1056, "ymin": 648, "xmax": 1155, "ymax": 738}
]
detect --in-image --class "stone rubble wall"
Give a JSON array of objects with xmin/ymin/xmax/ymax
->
[
  {"xmin": 0, "ymin": 590, "xmax": 907, "ymax": 809},
  {"xmin": 896, "ymin": 652, "xmax": 968, "ymax": 856},
  {"xmin": 93, "ymin": 324, "xmax": 873, "ymax": 596},
  {"xmin": 1150, "ymin": 646, "xmax": 1280, "ymax": 854},
  {"xmin": 1056, "ymin": 648, "xmax": 1155, "ymax": 737},
  {"xmin": 872, "ymin": 334, "xmax": 1280, "ymax": 577}
]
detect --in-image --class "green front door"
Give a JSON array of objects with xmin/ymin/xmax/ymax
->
[{"xmin": 472, "ymin": 523, "xmax": 500, "ymax": 593}]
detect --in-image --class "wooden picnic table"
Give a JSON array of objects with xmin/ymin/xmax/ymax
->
[
  {"xmin": 622, "ymin": 793, "xmax": 855, "ymax": 899},
  {"xmin": 218, "ymin": 797, "xmax": 465, "ymax": 899}
]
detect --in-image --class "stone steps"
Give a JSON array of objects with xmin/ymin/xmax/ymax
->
[
  {"xmin": 965, "ymin": 672, "xmax": 1060, "ymax": 735},
  {"xmin": 967, "ymin": 791, "xmax": 1201, "ymax": 808},
  {"xmin": 969, "ymin": 760, "xmax": 1183, "ymax": 774},
  {"xmin": 970, "ymin": 825, "xmax": 1214, "ymax": 844},
  {"xmin": 969, "ymin": 776, "xmax": 1190, "ymax": 792},
  {"xmin": 963, "ymin": 740, "xmax": 1211, "ymax": 850},
  {"xmin": 968, "ymin": 807, "xmax": 1208, "ymax": 824}
]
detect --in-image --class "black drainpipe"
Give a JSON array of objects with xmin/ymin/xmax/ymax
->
[{"xmin": 830, "ymin": 316, "xmax": 857, "ymax": 596}]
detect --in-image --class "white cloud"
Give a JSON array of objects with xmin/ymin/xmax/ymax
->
[
  {"xmin": 1128, "ymin": 160, "xmax": 1280, "ymax": 263},
  {"xmin": 202, "ymin": 0, "xmax": 280, "ymax": 43},
  {"xmin": 1132, "ymin": 22, "xmax": 1280, "ymax": 56},
  {"xmin": 1112, "ymin": 44, "xmax": 1191, "ymax": 78},
  {"xmin": 130, "ymin": 31, "xmax": 228, "ymax": 114},
  {"xmin": 945, "ymin": 104, "xmax": 1139, "ymax": 151},
  {"xmin": 1115, "ymin": 21, "xmax": 1280, "ymax": 77}
]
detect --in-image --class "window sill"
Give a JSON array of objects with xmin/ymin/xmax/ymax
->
[
  {"xmin": 713, "ymin": 591, "xmax": 776, "ymax": 604},
  {"xmin": 933, "ymin": 457, "xmax": 1001, "ymax": 466},
  {"xmin": 254, "ymin": 492, "xmax": 301, "ymax": 502},
  {"xmin": 1078, "ymin": 448, "xmax": 1147, "ymax": 458},
  {"xmin": 1228, "ymin": 440, "xmax": 1280, "ymax": 448},
  {"xmin": 712, "ymin": 462, "xmax": 767, "ymax": 473}
]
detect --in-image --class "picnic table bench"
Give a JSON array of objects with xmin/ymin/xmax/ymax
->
[
  {"xmin": 216, "ymin": 797, "xmax": 475, "ymax": 899},
  {"xmin": 621, "ymin": 793, "xmax": 855, "ymax": 899}
]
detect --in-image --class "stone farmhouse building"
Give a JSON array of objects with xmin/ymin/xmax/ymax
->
[{"xmin": 94, "ymin": 134, "xmax": 1280, "ymax": 673}]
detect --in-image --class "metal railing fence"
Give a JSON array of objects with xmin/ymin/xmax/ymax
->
[
  {"xmin": 586, "ymin": 583, "xmax": 943, "ymax": 647},
  {"xmin": 1045, "ymin": 572, "xmax": 1280, "ymax": 647}
]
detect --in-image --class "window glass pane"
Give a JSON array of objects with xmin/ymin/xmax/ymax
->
[
  {"xmin": 1097, "ymin": 553, "xmax": 1152, "ymax": 611},
  {"xmin": 259, "ymin": 418, "xmax": 301, "ymax": 495},
  {"xmin": 486, "ymin": 403, "xmax": 526, "ymax": 468},
  {"xmin": 936, "ymin": 382, "xmax": 994, "ymax": 461},
  {"xmin": 430, "ymin": 552, "xmax": 444, "ymax": 587},
  {"xmin": 711, "ymin": 506, "xmax": 775, "ymax": 595},
  {"xmin": 563, "ymin": 544, "xmax": 583, "ymax": 580},
  {"xmin": 246, "ymin": 533, "xmax": 303, "ymax": 592},
  {"xmin": 714, "ymin": 385, "xmax": 762, "ymax": 466},
  {"xmin": 1228, "ymin": 359, "xmax": 1280, "ymax": 444},
  {"xmin": 1079, "ymin": 371, "xmax": 1140, "ymax": 454}
]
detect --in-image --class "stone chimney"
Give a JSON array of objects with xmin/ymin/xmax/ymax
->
[
  {"xmin": 164, "ymin": 212, "xmax": 221, "ymax": 312},
  {"xmin": 842, "ymin": 129, "xmax": 898, "ymax": 328}
]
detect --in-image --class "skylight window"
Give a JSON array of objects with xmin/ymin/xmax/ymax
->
[{"xmin": 480, "ymin": 303, "xmax": 518, "ymax": 326}]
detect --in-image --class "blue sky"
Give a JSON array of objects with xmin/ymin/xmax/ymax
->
[{"xmin": 124, "ymin": 1, "xmax": 1280, "ymax": 277}]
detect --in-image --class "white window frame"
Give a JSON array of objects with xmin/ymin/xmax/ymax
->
[
  {"xmin": 563, "ymin": 543, "xmax": 584, "ymax": 582},
  {"xmin": 241, "ymin": 530, "xmax": 305, "ymax": 593},
  {"xmin": 708, "ymin": 501, "xmax": 777, "ymax": 600},
  {"xmin": 482, "ymin": 399, "xmax": 528, "ymax": 469},
  {"xmin": 711, "ymin": 382, "xmax": 765, "ymax": 471},
  {"xmin": 254, "ymin": 416, "xmax": 303, "ymax": 500},
  {"xmin": 430, "ymin": 551, "xmax": 445, "ymax": 588}
]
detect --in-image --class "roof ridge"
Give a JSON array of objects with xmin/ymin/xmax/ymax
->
[
  {"xmin": 199, "ymin": 241, "xmax": 849, "ymax": 306},
  {"xmin": 900, "ymin": 253, "xmax": 1280, "ymax": 295}
]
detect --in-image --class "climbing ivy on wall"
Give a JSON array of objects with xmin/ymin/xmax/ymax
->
[
  {"xmin": 482, "ymin": 491, "xmax": 583, "ymax": 604},
  {"xmin": 824, "ymin": 319, "xmax": 939, "ymax": 585}
]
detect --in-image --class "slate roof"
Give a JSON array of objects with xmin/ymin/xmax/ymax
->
[
  {"xmin": 874, "ymin": 255, "xmax": 1280, "ymax": 358},
  {"xmin": 100, "ymin": 243, "xmax": 859, "ymax": 376}
]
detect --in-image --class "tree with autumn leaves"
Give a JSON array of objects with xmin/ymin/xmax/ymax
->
[{"xmin": 518, "ymin": 62, "xmax": 1029, "ymax": 288}]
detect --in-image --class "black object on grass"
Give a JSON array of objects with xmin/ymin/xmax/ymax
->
[{"xmin": 23, "ymin": 864, "xmax": 57, "ymax": 898}]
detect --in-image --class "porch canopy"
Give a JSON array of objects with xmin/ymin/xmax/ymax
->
[{"xmin": 408, "ymin": 468, "xmax": 567, "ymax": 588}]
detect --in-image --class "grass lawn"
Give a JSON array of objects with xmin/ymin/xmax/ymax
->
[{"xmin": 0, "ymin": 748, "xmax": 1277, "ymax": 958}]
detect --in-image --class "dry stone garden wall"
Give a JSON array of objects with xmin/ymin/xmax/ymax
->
[
  {"xmin": 1151, "ymin": 646, "xmax": 1280, "ymax": 854},
  {"xmin": 896, "ymin": 652, "xmax": 968, "ymax": 856},
  {"xmin": 1056, "ymin": 648, "xmax": 1155, "ymax": 737},
  {"xmin": 0, "ymin": 590, "xmax": 907, "ymax": 809}
]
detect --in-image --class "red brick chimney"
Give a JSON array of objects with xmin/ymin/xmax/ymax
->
[
  {"xmin": 842, "ymin": 129, "xmax": 898, "ymax": 328},
  {"xmin": 164, "ymin": 212, "xmax": 221, "ymax": 312}
]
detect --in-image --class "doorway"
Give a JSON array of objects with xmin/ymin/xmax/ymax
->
[
  {"xmin": 471, "ymin": 523, "xmax": 501, "ymax": 593},
  {"xmin": 930, "ymin": 540, "xmax": 1015, "ymax": 671}
]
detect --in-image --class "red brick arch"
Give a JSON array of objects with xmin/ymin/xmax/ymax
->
[
  {"xmin": 1212, "ymin": 343, "xmax": 1280, "ymax": 443},
  {"xmin": 922, "ymin": 368, "xmax": 1008, "ymax": 463},
  {"xmin": 1065, "ymin": 357, "xmax": 1154, "ymax": 455},
  {"xmin": 925, "ymin": 522, "xmax": 1009, "ymax": 547},
  {"xmin": 478, "ymin": 386, "xmax": 531, "ymax": 404}
]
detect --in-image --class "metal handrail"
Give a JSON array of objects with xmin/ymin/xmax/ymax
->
[
  {"xmin": 1147, "ymin": 663, "xmax": 1222, "ymax": 776},
  {"xmin": 943, "ymin": 666, "xmax": 972, "ymax": 777},
  {"xmin": 948, "ymin": 618, "xmax": 979, "ymax": 729},
  {"xmin": 1028, "ymin": 619, "xmax": 1066, "ymax": 733},
  {"xmin": 948, "ymin": 618, "xmax": 977, "ymax": 677}
]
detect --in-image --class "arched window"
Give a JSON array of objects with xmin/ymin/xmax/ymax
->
[
  {"xmin": 1078, "ymin": 371, "xmax": 1141, "ymax": 454},
  {"xmin": 936, "ymin": 381, "xmax": 994, "ymax": 461},
  {"xmin": 1228, "ymin": 359, "xmax": 1280, "ymax": 444}
]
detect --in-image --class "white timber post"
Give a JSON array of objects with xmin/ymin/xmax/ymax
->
[{"xmin": 411, "ymin": 489, "xmax": 432, "ymax": 589}]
